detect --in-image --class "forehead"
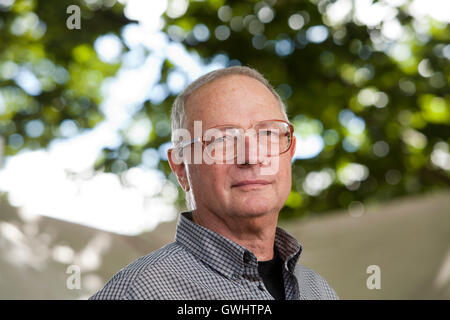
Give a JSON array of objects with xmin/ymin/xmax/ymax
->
[{"xmin": 185, "ymin": 74, "xmax": 284, "ymax": 130}]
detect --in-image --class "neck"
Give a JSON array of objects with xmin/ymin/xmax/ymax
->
[{"xmin": 192, "ymin": 208, "xmax": 278, "ymax": 261}]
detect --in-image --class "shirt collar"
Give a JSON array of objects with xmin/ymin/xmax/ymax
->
[{"xmin": 175, "ymin": 211, "xmax": 303, "ymax": 279}]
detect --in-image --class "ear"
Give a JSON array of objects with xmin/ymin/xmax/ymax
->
[
  {"xmin": 167, "ymin": 148, "xmax": 190, "ymax": 192},
  {"xmin": 289, "ymin": 135, "xmax": 296, "ymax": 160}
]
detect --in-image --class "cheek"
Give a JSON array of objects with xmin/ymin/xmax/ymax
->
[
  {"xmin": 276, "ymin": 159, "xmax": 292, "ymax": 193},
  {"xmin": 190, "ymin": 164, "xmax": 229, "ymax": 195}
]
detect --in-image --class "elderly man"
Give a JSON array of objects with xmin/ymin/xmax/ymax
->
[{"xmin": 90, "ymin": 66, "xmax": 338, "ymax": 300}]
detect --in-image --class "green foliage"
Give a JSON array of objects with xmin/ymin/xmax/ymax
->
[
  {"xmin": 160, "ymin": 0, "xmax": 450, "ymax": 219},
  {"xmin": 0, "ymin": 0, "xmax": 126, "ymax": 155},
  {"xmin": 0, "ymin": 0, "xmax": 449, "ymax": 220}
]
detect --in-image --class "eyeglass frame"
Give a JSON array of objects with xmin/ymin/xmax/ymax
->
[{"xmin": 176, "ymin": 119, "xmax": 295, "ymax": 160}]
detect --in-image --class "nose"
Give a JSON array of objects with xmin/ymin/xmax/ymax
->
[{"xmin": 236, "ymin": 132, "xmax": 262, "ymax": 166}]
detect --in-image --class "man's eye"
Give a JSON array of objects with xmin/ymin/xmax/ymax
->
[
  {"xmin": 261, "ymin": 130, "xmax": 276, "ymax": 136},
  {"xmin": 212, "ymin": 135, "xmax": 231, "ymax": 144}
]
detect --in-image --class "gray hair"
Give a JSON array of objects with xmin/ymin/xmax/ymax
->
[
  {"xmin": 171, "ymin": 65, "xmax": 288, "ymax": 147},
  {"xmin": 170, "ymin": 65, "xmax": 289, "ymax": 211}
]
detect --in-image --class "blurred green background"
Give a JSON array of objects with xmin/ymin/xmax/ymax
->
[{"xmin": 0, "ymin": 0, "xmax": 449, "ymax": 299}]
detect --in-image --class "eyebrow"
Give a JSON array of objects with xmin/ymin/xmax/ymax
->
[{"xmin": 204, "ymin": 119, "xmax": 290, "ymax": 130}]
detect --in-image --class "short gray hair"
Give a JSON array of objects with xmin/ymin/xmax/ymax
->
[{"xmin": 171, "ymin": 65, "xmax": 288, "ymax": 147}]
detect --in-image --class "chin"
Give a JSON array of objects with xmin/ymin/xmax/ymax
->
[{"xmin": 232, "ymin": 197, "xmax": 275, "ymax": 217}]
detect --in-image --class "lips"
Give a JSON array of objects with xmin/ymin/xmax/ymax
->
[{"xmin": 231, "ymin": 180, "xmax": 271, "ymax": 188}]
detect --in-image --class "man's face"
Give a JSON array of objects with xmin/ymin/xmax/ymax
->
[{"xmin": 182, "ymin": 74, "xmax": 296, "ymax": 219}]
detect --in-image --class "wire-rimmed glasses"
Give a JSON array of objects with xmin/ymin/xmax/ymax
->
[{"xmin": 178, "ymin": 119, "xmax": 294, "ymax": 163}]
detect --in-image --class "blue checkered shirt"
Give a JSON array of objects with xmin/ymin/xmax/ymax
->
[{"xmin": 89, "ymin": 211, "xmax": 338, "ymax": 300}]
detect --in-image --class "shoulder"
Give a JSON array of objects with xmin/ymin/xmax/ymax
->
[
  {"xmin": 294, "ymin": 264, "xmax": 339, "ymax": 300},
  {"xmin": 89, "ymin": 242, "xmax": 184, "ymax": 300}
]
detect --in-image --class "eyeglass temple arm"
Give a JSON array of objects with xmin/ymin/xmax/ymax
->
[{"xmin": 178, "ymin": 137, "xmax": 202, "ymax": 156}]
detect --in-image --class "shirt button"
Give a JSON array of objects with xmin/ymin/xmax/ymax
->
[
  {"xmin": 232, "ymin": 273, "xmax": 240, "ymax": 280},
  {"xmin": 243, "ymin": 252, "xmax": 251, "ymax": 264},
  {"xmin": 258, "ymin": 284, "xmax": 265, "ymax": 291}
]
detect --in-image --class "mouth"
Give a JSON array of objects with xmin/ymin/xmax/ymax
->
[{"xmin": 231, "ymin": 180, "xmax": 272, "ymax": 189}]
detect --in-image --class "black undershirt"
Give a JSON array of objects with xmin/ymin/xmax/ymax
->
[{"xmin": 257, "ymin": 252, "xmax": 286, "ymax": 300}]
